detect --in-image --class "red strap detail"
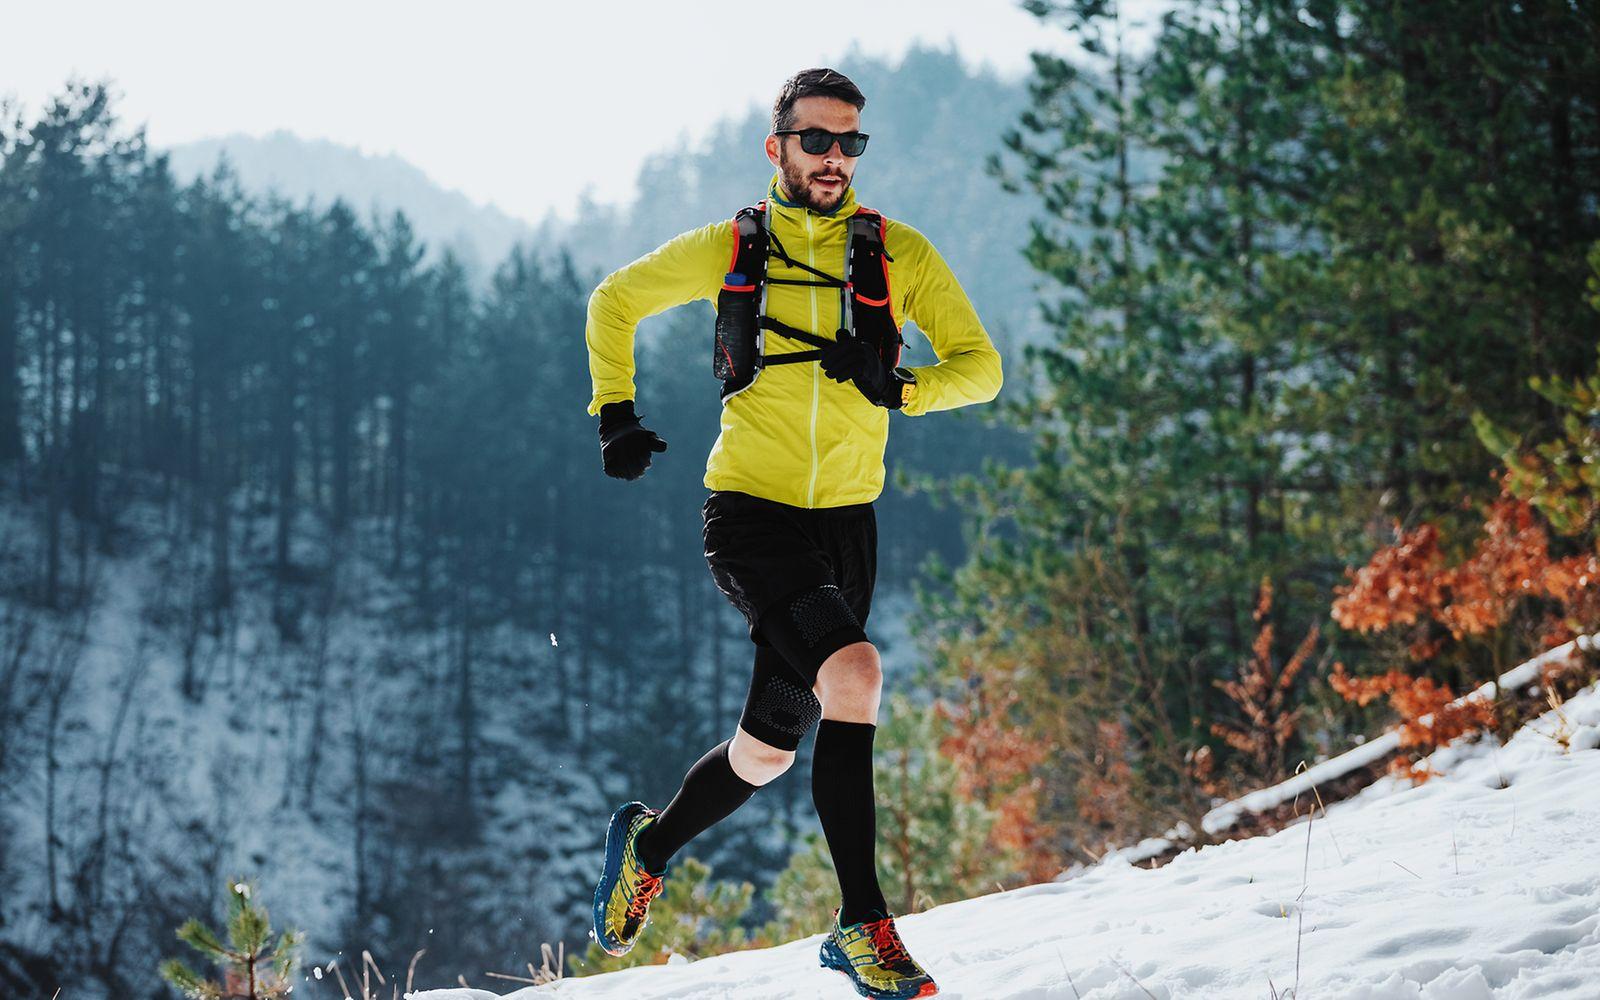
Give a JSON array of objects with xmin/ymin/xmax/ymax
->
[
  {"xmin": 876, "ymin": 222, "xmax": 892, "ymax": 313},
  {"xmin": 849, "ymin": 207, "xmax": 896, "ymax": 323},
  {"xmin": 722, "ymin": 282, "xmax": 757, "ymax": 292}
]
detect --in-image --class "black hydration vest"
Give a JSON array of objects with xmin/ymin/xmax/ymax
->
[{"xmin": 712, "ymin": 200, "xmax": 902, "ymax": 401}]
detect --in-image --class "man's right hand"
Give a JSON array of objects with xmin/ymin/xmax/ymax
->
[{"xmin": 597, "ymin": 400, "xmax": 668, "ymax": 480}]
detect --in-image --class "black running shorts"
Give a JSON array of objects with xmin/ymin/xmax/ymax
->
[{"xmin": 702, "ymin": 489, "xmax": 876, "ymax": 689}]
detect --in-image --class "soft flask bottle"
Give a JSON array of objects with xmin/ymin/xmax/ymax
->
[{"xmin": 714, "ymin": 272, "xmax": 759, "ymax": 381}]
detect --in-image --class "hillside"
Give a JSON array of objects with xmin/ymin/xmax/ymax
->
[
  {"xmin": 163, "ymin": 130, "xmax": 539, "ymax": 281},
  {"xmin": 409, "ymin": 675, "xmax": 1600, "ymax": 999},
  {"xmin": 160, "ymin": 45, "xmax": 1049, "ymax": 356}
]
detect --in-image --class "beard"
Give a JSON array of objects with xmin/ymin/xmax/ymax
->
[{"xmin": 777, "ymin": 148, "xmax": 849, "ymax": 214}]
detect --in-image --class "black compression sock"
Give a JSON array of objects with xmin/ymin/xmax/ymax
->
[
  {"xmin": 812, "ymin": 719, "xmax": 889, "ymax": 925},
  {"xmin": 635, "ymin": 739, "xmax": 760, "ymax": 874}
]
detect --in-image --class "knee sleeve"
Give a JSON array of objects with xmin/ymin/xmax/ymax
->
[
  {"xmin": 788, "ymin": 584, "xmax": 860, "ymax": 646},
  {"xmin": 756, "ymin": 584, "xmax": 871, "ymax": 688},
  {"xmin": 738, "ymin": 647, "xmax": 822, "ymax": 752}
]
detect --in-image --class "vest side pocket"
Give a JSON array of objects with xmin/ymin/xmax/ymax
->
[{"xmin": 714, "ymin": 272, "xmax": 759, "ymax": 382}]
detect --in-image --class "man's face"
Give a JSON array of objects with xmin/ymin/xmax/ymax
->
[{"xmin": 764, "ymin": 95, "xmax": 861, "ymax": 215}]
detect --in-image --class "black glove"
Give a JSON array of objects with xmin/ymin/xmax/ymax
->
[
  {"xmin": 820, "ymin": 330, "xmax": 911, "ymax": 409},
  {"xmin": 597, "ymin": 400, "xmax": 667, "ymax": 480},
  {"xmin": 819, "ymin": 329, "xmax": 891, "ymax": 404}
]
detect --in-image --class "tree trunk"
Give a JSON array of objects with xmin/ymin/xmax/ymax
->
[
  {"xmin": 0, "ymin": 273, "xmax": 22, "ymax": 470},
  {"xmin": 455, "ymin": 535, "xmax": 479, "ymax": 819},
  {"xmin": 44, "ymin": 300, "xmax": 64, "ymax": 608}
]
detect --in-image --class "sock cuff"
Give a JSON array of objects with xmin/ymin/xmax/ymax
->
[
  {"xmin": 716, "ymin": 738, "xmax": 761, "ymax": 792},
  {"xmin": 815, "ymin": 718, "xmax": 877, "ymax": 755}
]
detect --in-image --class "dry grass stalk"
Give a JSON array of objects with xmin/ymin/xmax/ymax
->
[{"xmin": 1526, "ymin": 686, "xmax": 1575, "ymax": 750}]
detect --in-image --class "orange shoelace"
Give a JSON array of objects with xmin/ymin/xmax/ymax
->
[
  {"xmin": 625, "ymin": 871, "xmax": 665, "ymax": 922},
  {"xmin": 864, "ymin": 916, "xmax": 911, "ymax": 966}
]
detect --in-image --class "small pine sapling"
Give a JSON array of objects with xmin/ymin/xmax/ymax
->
[{"xmin": 159, "ymin": 878, "xmax": 302, "ymax": 1000}]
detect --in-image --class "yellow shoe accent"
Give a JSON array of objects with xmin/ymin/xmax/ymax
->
[
  {"xmin": 591, "ymin": 801, "xmax": 666, "ymax": 957},
  {"xmin": 818, "ymin": 907, "xmax": 938, "ymax": 999}
]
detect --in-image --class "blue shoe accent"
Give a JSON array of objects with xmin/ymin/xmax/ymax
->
[
  {"xmin": 817, "ymin": 908, "xmax": 938, "ymax": 999},
  {"xmin": 590, "ymin": 800, "xmax": 666, "ymax": 957},
  {"xmin": 820, "ymin": 935, "xmax": 853, "ymax": 973}
]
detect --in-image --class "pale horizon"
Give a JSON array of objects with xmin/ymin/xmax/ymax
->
[{"xmin": 1, "ymin": 0, "xmax": 1175, "ymax": 224}]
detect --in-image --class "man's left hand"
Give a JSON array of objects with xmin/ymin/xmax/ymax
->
[{"xmin": 820, "ymin": 330, "xmax": 899, "ymax": 408}]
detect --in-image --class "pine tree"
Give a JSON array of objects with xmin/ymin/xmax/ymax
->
[
  {"xmin": 159, "ymin": 879, "xmax": 302, "ymax": 1000},
  {"xmin": 927, "ymin": 0, "xmax": 1600, "ymax": 855},
  {"xmin": 940, "ymin": 0, "xmax": 1238, "ymax": 841},
  {"xmin": 0, "ymin": 98, "xmax": 23, "ymax": 472}
]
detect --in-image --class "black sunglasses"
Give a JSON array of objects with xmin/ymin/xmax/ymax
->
[{"xmin": 772, "ymin": 128, "xmax": 870, "ymax": 157}]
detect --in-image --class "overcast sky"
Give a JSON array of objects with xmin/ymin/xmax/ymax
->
[{"xmin": 4, "ymin": 0, "xmax": 1164, "ymax": 223}]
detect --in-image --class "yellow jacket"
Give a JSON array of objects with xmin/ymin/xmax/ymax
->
[{"xmin": 585, "ymin": 171, "xmax": 1002, "ymax": 508}]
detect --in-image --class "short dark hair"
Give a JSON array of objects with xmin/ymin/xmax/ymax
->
[{"xmin": 771, "ymin": 68, "xmax": 866, "ymax": 133}]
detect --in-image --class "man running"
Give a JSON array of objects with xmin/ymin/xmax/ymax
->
[{"xmin": 584, "ymin": 67, "xmax": 1001, "ymax": 1000}]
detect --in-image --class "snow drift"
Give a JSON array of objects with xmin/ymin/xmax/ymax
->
[{"xmin": 409, "ymin": 679, "xmax": 1600, "ymax": 999}]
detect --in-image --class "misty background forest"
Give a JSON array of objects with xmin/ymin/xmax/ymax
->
[{"xmin": 2, "ymin": 3, "xmax": 1598, "ymax": 996}]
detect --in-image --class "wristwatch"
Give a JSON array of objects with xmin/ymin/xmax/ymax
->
[{"xmin": 891, "ymin": 366, "xmax": 917, "ymax": 409}]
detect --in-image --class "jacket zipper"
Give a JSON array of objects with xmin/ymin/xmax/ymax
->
[{"xmin": 805, "ymin": 212, "xmax": 820, "ymax": 507}]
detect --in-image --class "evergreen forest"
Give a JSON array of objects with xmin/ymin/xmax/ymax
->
[{"xmin": 1, "ymin": 4, "xmax": 1597, "ymax": 996}]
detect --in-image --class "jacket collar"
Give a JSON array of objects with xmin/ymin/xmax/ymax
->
[{"xmin": 767, "ymin": 171, "xmax": 859, "ymax": 221}]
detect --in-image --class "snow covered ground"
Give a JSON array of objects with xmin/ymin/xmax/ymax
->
[{"xmin": 410, "ymin": 680, "xmax": 1600, "ymax": 1000}]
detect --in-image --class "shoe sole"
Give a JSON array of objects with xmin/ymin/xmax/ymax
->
[
  {"xmin": 819, "ymin": 938, "xmax": 938, "ymax": 999},
  {"xmin": 591, "ymin": 801, "xmax": 647, "ymax": 957}
]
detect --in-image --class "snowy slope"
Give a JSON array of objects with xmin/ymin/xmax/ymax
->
[{"xmin": 410, "ymin": 682, "xmax": 1600, "ymax": 1000}]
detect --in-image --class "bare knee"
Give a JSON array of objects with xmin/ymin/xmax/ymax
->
[
  {"xmin": 728, "ymin": 726, "xmax": 796, "ymax": 785},
  {"xmin": 812, "ymin": 642, "xmax": 882, "ymax": 723}
]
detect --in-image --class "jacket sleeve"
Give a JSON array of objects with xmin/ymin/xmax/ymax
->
[
  {"xmin": 586, "ymin": 220, "xmax": 730, "ymax": 416},
  {"xmin": 891, "ymin": 222, "xmax": 1003, "ymax": 416}
]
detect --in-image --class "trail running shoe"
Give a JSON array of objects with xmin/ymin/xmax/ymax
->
[
  {"xmin": 590, "ymin": 801, "xmax": 667, "ymax": 957},
  {"xmin": 818, "ymin": 906, "xmax": 938, "ymax": 999}
]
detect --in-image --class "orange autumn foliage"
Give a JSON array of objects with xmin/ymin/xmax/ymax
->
[
  {"xmin": 1076, "ymin": 719, "xmax": 1135, "ymax": 831},
  {"xmin": 1211, "ymin": 577, "xmax": 1319, "ymax": 785},
  {"xmin": 1333, "ymin": 490, "xmax": 1600, "ymax": 649},
  {"xmin": 1436, "ymin": 496, "xmax": 1593, "ymax": 641},
  {"xmin": 1326, "ymin": 487, "xmax": 1597, "ymax": 783},
  {"xmin": 1327, "ymin": 663, "xmax": 1496, "ymax": 781},
  {"xmin": 934, "ymin": 688, "xmax": 1056, "ymax": 881},
  {"xmin": 1330, "ymin": 523, "xmax": 1448, "ymax": 635}
]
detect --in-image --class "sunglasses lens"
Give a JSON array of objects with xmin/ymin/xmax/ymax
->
[{"xmin": 799, "ymin": 130, "xmax": 868, "ymax": 156}]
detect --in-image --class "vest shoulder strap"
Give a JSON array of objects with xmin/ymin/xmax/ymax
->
[
  {"xmin": 844, "ymin": 205, "xmax": 902, "ymax": 366},
  {"xmin": 728, "ymin": 201, "xmax": 769, "ymax": 286}
]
